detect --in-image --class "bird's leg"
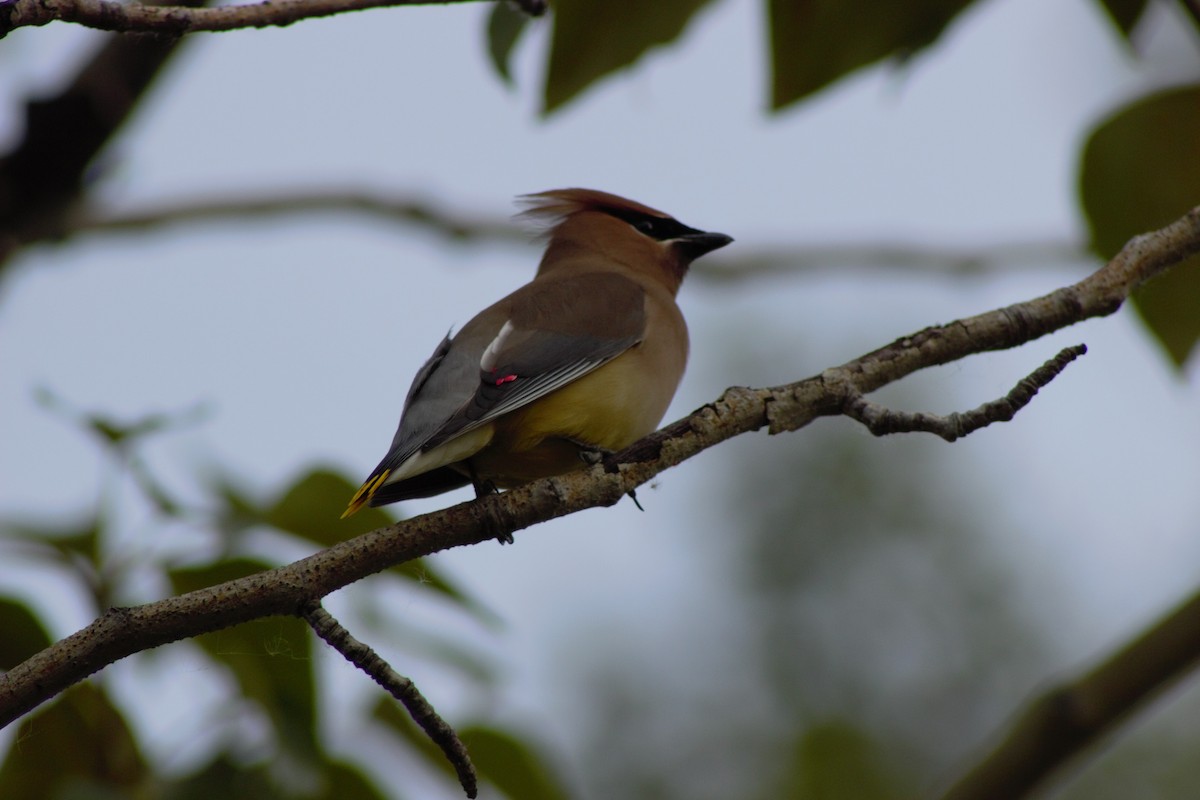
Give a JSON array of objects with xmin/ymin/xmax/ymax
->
[
  {"xmin": 466, "ymin": 461, "xmax": 511, "ymax": 544},
  {"xmin": 576, "ymin": 445, "xmax": 644, "ymax": 511}
]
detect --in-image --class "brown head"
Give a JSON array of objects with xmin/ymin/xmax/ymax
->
[{"xmin": 520, "ymin": 188, "xmax": 732, "ymax": 294}]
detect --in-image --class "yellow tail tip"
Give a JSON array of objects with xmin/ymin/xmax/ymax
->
[{"xmin": 341, "ymin": 469, "xmax": 390, "ymax": 519}]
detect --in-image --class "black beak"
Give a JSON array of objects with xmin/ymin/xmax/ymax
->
[{"xmin": 675, "ymin": 230, "xmax": 733, "ymax": 260}]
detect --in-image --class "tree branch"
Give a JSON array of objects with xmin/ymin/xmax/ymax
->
[
  {"xmin": 1, "ymin": 206, "xmax": 1197, "ymax": 788},
  {"xmin": 842, "ymin": 344, "xmax": 1088, "ymax": 441},
  {"xmin": 303, "ymin": 602, "xmax": 477, "ymax": 798},
  {"xmin": 0, "ymin": 0, "xmax": 542, "ymax": 37},
  {"xmin": 939, "ymin": 585, "xmax": 1200, "ymax": 800}
]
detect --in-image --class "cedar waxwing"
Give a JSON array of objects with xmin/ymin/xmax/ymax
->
[{"xmin": 343, "ymin": 188, "xmax": 732, "ymax": 517}]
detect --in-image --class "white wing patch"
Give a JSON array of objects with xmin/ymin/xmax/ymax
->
[{"xmin": 480, "ymin": 320, "xmax": 515, "ymax": 374}]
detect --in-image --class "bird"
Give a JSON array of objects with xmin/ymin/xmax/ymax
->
[{"xmin": 342, "ymin": 188, "xmax": 732, "ymax": 518}]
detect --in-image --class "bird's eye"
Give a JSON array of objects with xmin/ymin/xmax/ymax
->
[{"xmin": 634, "ymin": 219, "xmax": 659, "ymax": 236}]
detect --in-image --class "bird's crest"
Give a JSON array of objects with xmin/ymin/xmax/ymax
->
[{"xmin": 517, "ymin": 188, "xmax": 671, "ymax": 237}]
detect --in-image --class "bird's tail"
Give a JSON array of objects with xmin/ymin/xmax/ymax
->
[{"xmin": 341, "ymin": 468, "xmax": 392, "ymax": 518}]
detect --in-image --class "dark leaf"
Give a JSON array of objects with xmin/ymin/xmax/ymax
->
[
  {"xmin": 543, "ymin": 0, "xmax": 716, "ymax": 114},
  {"xmin": 311, "ymin": 760, "xmax": 391, "ymax": 800},
  {"xmin": 0, "ymin": 684, "xmax": 149, "ymax": 799},
  {"xmin": 0, "ymin": 597, "xmax": 51, "ymax": 670},
  {"xmin": 768, "ymin": 0, "xmax": 977, "ymax": 110},
  {"xmin": 265, "ymin": 468, "xmax": 392, "ymax": 545},
  {"xmin": 163, "ymin": 755, "xmax": 276, "ymax": 800},
  {"xmin": 375, "ymin": 702, "xmax": 567, "ymax": 799},
  {"xmin": 1095, "ymin": 0, "xmax": 1149, "ymax": 38},
  {"xmin": 487, "ymin": 2, "xmax": 532, "ymax": 86},
  {"xmin": 461, "ymin": 725, "xmax": 569, "ymax": 800},
  {"xmin": 164, "ymin": 752, "xmax": 386, "ymax": 799},
  {"xmin": 1080, "ymin": 84, "xmax": 1200, "ymax": 366},
  {"xmin": 780, "ymin": 720, "xmax": 911, "ymax": 799},
  {"xmin": 372, "ymin": 697, "xmax": 453, "ymax": 776}
]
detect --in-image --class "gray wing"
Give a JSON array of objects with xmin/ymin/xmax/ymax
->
[
  {"xmin": 425, "ymin": 324, "xmax": 641, "ymax": 449},
  {"xmin": 401, "ymin": 271, "xmax": 648, "ymax": 461}
]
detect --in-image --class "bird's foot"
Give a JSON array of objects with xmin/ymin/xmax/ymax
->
[{"xmin": 577, "ymin": 447, "xmax": 643, "ymax": 511}]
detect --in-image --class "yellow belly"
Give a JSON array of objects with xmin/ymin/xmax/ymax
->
[{"xmin": 464, "ymin": 344, "xmax": 682, "ymax": 486}]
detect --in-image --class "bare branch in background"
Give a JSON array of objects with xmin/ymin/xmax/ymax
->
[
  {"xmin": 71, "ymin": 189, "xmax": 530, "ymax": 246},
  {"xmin": 939, "ymin": 586, "xmax": 1200, "ymax": 800},
  {"xmin": 2, "ymin": 207, "xmax": 1196, "ymax": 800},
  {"xmin": 64, "ymin": 188, "xmax": 1089, "ymax": 278}
]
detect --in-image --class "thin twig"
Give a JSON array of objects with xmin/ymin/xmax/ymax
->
[
  {"xmin": 0, "ymin": 0, "xmax": 539, "ymax": 36},
  {"xmin": 842, "ymin": 344, "xmax": 1088, "ymax": 441},
  {"xmin": 302, "ymin": 602, "xmax": 477, "ymax": 798},
  {"xmin": 939, "ymin": 586, "xmax": 1200, "ymax": 800}
]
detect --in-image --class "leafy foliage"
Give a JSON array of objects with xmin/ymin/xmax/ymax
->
[
  {"xmin": 1080, "ymin": 84, "xmax": 1200, "ymax": 366},
  {"xmin": 767, "ymin": 0, "xmax": 976, "ymax": 109},
  {"xmin": 487, "ymin": 2, "xmax": 531, "ymax": 87},
  {"xmin": 1095, "ymin": 0, "xmax": 1150, "ymax": 37},
  {"xmin": 542, "ymin": 0, "xmax": 716, "ymax": 113},
  {"xmin": 0, "ymin": 600, "xmax": 51, "ymax": 671},
  {"xmin": 0, "ymin": 414, "xmax": 556, "ymax": 798},
  {"xmin": 0, "ymin": 684, "xmax": 150, "ymax": 800}
]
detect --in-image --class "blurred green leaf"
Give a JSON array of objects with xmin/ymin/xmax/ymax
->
[
  {"xmin": 265, "ymin": 468, "xmax": 392, "ymax": 545},
  {"xmin": 163, "ymin": 755, "xmax": 276, "ymax": 800},
  {"xmin": 780, "ymin": 720, "xmax": 911, "ymax": 799},
  {"xmin": 461, "ymin": 725, "xmax": 569, "ymax": 800},
  {"xmin": 169, "ymin": 560, "xmax": 319, "ymax": 761},
  {"xmin": 311, "ymin": 760, "xmax": 390, "ymax": 800},
  {"xmin": 374, "ymin": 701, "xmax": 568, "ymax": 800},
  {"xmin": 163, "ymin": 749, "xmax": 385, "ymax": 799},
  {"xmin": 768, "ymin": 0, "xmax": 976, "ymax": 110},
  {"xmin": 1, "ymin": 515, "xmax": 102, "ymax": 565},
  {"xmin": 0, "ymin": 597, "xmax": 51, "ymax": 670},
  {"xmin": 1095, "ymin": 0, "xmax": 1148, "ymax": 37},
  {"xmin": 373, "ymin": 697, "xmax": 456, "ymax": 779},
  {"xmin": 1080, "ymin": 84, "xmax": 1200, "ymax": 367},
  {"xmin": 0, "ymin": 684, "xmax": 149, "ymax": 800},
  {"xmin": 487, "ymin": 2, "xmax": 531, "ymax": 86},
  {"xmin": 543, "ymin": 0, "xmax": 715, "ymax": 114}
]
